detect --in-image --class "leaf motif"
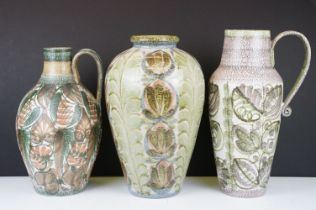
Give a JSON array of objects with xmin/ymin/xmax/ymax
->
[
  {"xmin": 145, "ymin": 122, "xmax": 175, "ymax": 158},
  {"xmin": 232, "ymin": 85, "xmax": 262, "ymax": 122},
  {"xmin": 258, "ymin": 156, "xmax": 273, "ymax": 187},
  {"xmin": 148, "ymin": 160, "xmax": 175, "ymax": 190},
  {"xmin": 23, "ymin": 107, "xmax": 42, "ymax": 128},
  {"xmin": 143, "ymin": 79, "xmax": 178, "ymax": 118},
  {"xmin": 234, "ymin": 126, "xmax": 260, "ymax": 153},
  {"xmin": 232, "ymin": 158, "xmax": 259, "ymax": 189},
  {"xmin": 261, "ymin": 121, "xmax": 280, "ymax": 154},
  {"xmin": 263, "ymin": 85, "xmax": 282, "ymax": 117},
  {"xmin": 215, "ymin": 158, "xmax": 230, "ymax": 187},
  {"xmin": 143, "ymin": 50, "xmax": 174, "ymax": 75},
  {"xmin": 49, "ymin": 92, "xmax": 62, "ymax": 122},
  {"xmin": 209, "ymin": 83, "xmax": 220, "ymax": 117},
  {"xmin": 210, "ymin": 120, "xmax": 223, "ymax": 151}
]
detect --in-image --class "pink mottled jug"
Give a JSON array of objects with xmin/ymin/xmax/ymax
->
[{"xmin": 209, "ymin": 30, "xmax": 311, "ymax": 197}]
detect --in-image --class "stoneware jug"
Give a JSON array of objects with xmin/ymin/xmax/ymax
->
[
  {"xmin": 105, "ymin": 35, "xmax": 205, "ymax": 198},
  {"xmin": 16, "ymin": 47, "xmax": 103, "ymax": 195},
  {"xmin": 209, "ymin": 30, "xmax": 311, "ymax": 197}
]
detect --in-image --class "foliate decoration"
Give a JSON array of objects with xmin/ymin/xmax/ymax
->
[
  {"xmin": 232, "ymin": 158, "xmax": 259, "ymax": 189},
  {"xmin": 232, "ymin": 85, "xmax": 263, "ymax": 122},
  {"xmin": 233, "ymin": 125, "xmax": 260, "ymax": 154},
  {"xmin": 209, "ymin": 83, "xmax": 220, "ymax": 117},
  {"xmin": 258, "ymin": 155, "xmax": 273, "ymax": 187},
  {"xmin": 105, "ymin": 49, "xmax": 151, "ymax": 196},
  {"xmin": 143, "ymin": 79, "xmax": 177, "ymax": 119},
  {"xmin": 145, "ymin": 122, "xmax": 175, "ymax": 158},
  {"xmin": 215, "ymin": 158, "xmax": 230, "ymax": 188},
  {"xmin": 148, "ymin": 160, "xmax": 175, "ymax": 191},
  {"xmin": 211, "ymin": 82, "xmax": 282, "ymax": 195},
  {"xmin": 16, "ymin": 83, "xmax": 101, "ymax": 195},
  {"xmin": 261, "ymin": 121, "xmax": 280, "ymax": 154},
  {"xmin": 143, "ymin": 50, "xmax": 174, "ymax": 75},
  {"xmin": 210, "ymin": 120, "xmax": 224, "ymax": 151},
  {"xmin": 263, "ymin": 85, "xmax": 282, "ymax": 118}
]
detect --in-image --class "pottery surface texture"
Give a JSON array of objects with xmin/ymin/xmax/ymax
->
[
  {"xmin": 105, "ymin": 35, "xmax": 205, "ymax": 198},
  {"xmin": 209, "ymin": 30, "xmax": 311, "ymax": 197},
  {"xmin": 16, "ymin": 48, "xmax": 103, "ymax": 195}
]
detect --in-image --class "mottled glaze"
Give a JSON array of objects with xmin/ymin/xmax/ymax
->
[
  {"xmin": 105, "ymin": 35, "xmax": 205, "ymax": 198},
  {"xmin": 16, "ymin": 48, "xmax": 103, "ymax": 196},
  {"xmin": 209, "ymin": 30, "xmax": 311, "ymax": 198}
]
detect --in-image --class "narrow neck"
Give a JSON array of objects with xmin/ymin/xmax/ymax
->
[
  {"xmin": 42, "ymin": 61, "xmax": 72, "ymax": 76},
  {"xmin": 220, "ymin": 30, "xmax": 273, "ymax": 68},
  {"xmin": 40, "ymin": 47, "xmax": 74, "ymax": 84}
]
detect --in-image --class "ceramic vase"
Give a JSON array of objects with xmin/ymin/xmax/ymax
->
[
  {"xmin": 105, "ymin": 35, "xmax": 205, "ymax": 198},
  {"xmin": 16, "ymin": 48, "xmax": 103, "ymax": 195},
  {"xmin": 209, "ymin": 30, "xmax": 311, "ymax": 197}
]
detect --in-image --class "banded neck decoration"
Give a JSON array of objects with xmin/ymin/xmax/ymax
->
[
  {"xmin": 40, "ymin": 47, "xmax": 74, "ymax": 84},
  {"xmin": 131, "ymin": 35, "xmax": 179, "ymax": 48},
  {"xmin": 220, "ymin": 30, "xmax": 273, "ymax": 68}
]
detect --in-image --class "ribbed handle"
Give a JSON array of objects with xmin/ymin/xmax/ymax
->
[
  {"xmin": 271, "ymin": 31, "xmax": 311, "ymax": 117},
  {"xmin": 72, "ymin": 49, "xmax": 104, "ymax": 105}
]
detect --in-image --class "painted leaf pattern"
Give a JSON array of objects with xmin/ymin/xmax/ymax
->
[
  {"xmin": 149, "ymin": 160, "xmax": 175, "ymax": 190},
  {"xmin": 209, "ymin": 83, "xmax": 220, "ymax": 116},
  {"xmin": 143, "ymin": 50, "xmax": 173, "ymax": 75},
  {"xmin": 146, "ymin": 122, "xmax": 175, "ymax": 158},
  {"xmin": 232, "ymin": 158, "xmax": 259, "ymax": 189},
  {"xmin": 234, "ymin": 125, "xmax": 260, "ymax": 153},
  {"xmin": 263, "ymin": 85, "xmax": 282, "ymax": 117},
  {"xmin": 143, "ymin": 80, "xmax": 177, "ymax": 118},
  {"xmin": 210, "ymin": 120, "xmax": 223, "ymax": 151},
  {"xmin": 16, "ymin": 83, "xmax": 101, "ymax": 195},
  {"xmin": 258, "ymin": 156, "xmax": 273, "ymax": 187},
  {"xmin": 232, "ymin": 85, "xmax": 262, "ymax": 122},
  {"xmin": 261, "ymin": 121, "xmax": 280, "ymax": 154}
]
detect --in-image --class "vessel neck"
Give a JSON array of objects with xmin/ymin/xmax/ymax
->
[
  {"xmin": 220, "ymin": 30, "xmax": 273, "ymax": 68},
  {"xmin": 39, "ymin": 47, "xmax": 75, "ymax": 84}
]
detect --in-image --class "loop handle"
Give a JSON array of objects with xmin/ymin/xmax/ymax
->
[
  {"xmin": 72, "ymin": 49, "xmax": 104, "ymax": 105},
  {"xmin": 271, "ymin": 31, "xmax": 311, "ymax": 117}
]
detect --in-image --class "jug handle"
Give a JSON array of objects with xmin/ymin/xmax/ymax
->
[
  {"xmin": 271, "ymin": 31, "xmax": 311, "ymax": 117},
  {"xmin": 72, "ymin": 49, "xmax": 104, "ymax": 105}
]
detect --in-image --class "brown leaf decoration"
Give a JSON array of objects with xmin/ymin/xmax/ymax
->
[
  {"xmin": 232, "ymin": 158, "xmax": 259, "ymax": 189},
  {"xmin": 30, "ymin": 144, "xmax": 52, "ymax": 170},
  {"xmin": 34, "ymin": 170, "xmax": 59, "ymax": 194},
  {"xmin": 143, "ymin": 80, "xmax": 177, "ymax": 118},
  {"xmin": 17, "ymin": 98, "xmax": 41, "ymax": 129},
  {"xmin": 55, "ymin": 95, "xmax": 82, "ymax": 129},
  {"xmin": 36, "ymin": 84, "xmax": 56, "ymax": 109},
  {"xmin": 74, "ymin": 113, "xmax": 92, "ymax": 142},
  {"xmin": 31, "ymin": 114, "xmax": 56, "ymax": 144},
  {"xmin": 62, "ymin": 167, "xmax": 86, "ymax": 191},
  {"xmin": 149, "ymin": 160, "xmax": 175, "ymax": 190},
  {"xmin": 209, "ymin": 83, "xmax": 220, "ymax": 117},
  {"xmin": 62, "ymin": 84, "xmax": 83, "ymax": 105},
  {"xmin": 146, "ymin": 122, "xmax": 175, "ymax": 157},
  {"xmin": 143, "ymin": 50, "xmax": 174, "ymax": 74}
]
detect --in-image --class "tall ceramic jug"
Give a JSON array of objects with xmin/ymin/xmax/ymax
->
[
  {"xmin": 16, "ymin": 47, "xmax": 103, "ymax": 195},
  {"xmin": 105, "ymin": 35, "xmax": 205, "ymax": 198},
  {"xmin": 209, "ymin": 30, "xmax": 311, "ymax": 197}
]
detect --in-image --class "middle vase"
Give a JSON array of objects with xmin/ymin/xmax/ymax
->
[{"xmin": 105, "ymin": 35, "xmax": 205, "ymax": 198}]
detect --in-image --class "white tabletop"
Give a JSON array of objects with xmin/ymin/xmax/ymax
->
[{"xmin": 0, "ymin": 177, "xmax": 315, "ymax": 210}]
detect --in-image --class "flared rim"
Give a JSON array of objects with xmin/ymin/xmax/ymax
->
[
  {"xmin": 130, "ymin": 35, "xmax": 180, "ymax": 43},
  {"xmin": 43, "ymin": 47, "xmax": 72, "ymax": 52}
]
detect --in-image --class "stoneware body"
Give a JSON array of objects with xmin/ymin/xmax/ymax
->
[
  {"xmin": 16, "ymin": 48, "xmax": 103, "ymax": 196},
  {"xmin": 105, "ymin": 35, "xmax": 205, "ymax": 198},
  {"xmin": 209, "ymin": 30, "xmax": 311, "ymax": 197}
]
